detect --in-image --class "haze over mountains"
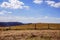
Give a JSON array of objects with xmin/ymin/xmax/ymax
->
[{"xmin": 0, "ymin": 22, "xmax": 24, "ymax": 27}]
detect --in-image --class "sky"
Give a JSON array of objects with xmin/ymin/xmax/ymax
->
[{"xmin": 0, "ymin": 0, "xmax": 60, "ymax": 23}]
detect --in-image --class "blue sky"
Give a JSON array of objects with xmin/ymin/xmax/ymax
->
[{"xmin": 0, "ymin": 0, "xmax": 60, "ymax": 23}]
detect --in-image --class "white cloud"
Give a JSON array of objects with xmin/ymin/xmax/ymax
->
[
  {"xmin": 54, "ymin": 2, "xmax": 60, "ymax": 8},
  {"xmin": 0, "ymin": 16, "xmax": 60, "ymax": 23},
  {"xmin": 33, "ymin": 0, "xmax": 43, "ymax": 4},
  {"xmin": 33, "ymin": 0, "xmax": 60, "ymax": 8},
  {"xmin": 23, "ymin": 6, "xmax": 30, "ymax": 10},
  {"xmin": 0, "ymin": 0, "xmax": 29, "ymax": 9},
  {"xmin": 0, "ymin": 11, "xmax": 5, "ymax": 15},
  {"xmin": 46, "ymin": 0, "xmax": 60, "ymax": 8},
  {"xmin": 46, "ymin": 1, "xmax": 55, "ymax": 5},
  {"xmin": 0, "ymin": 10, "xmax": 12, "ymax": 15},
  {"xmin": 8, "ymin": 12, "xmax": 12, "ymax": 14}
]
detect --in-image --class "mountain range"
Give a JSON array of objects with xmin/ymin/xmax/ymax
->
[{"xmin": 0, "ymin": 22, "xmax": 24, "ymax": 27}]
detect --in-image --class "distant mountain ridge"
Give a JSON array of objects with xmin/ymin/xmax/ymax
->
[{"xmin": 0, "ymin": 22, "xmax": 24, "ymax": 27}]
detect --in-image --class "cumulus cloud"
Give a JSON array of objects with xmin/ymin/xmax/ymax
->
[
  {"xmin": 45, "ymin": 0, "xmax": 60, "ymax": 8},
  {"xmin": 33, "ymin": 0, "xmax": 43, "ymax": 4},
  {"xmin": 0, "ymin": 0, "xmax": 29, "ymax": 9},
  {"xmin": 0, "ymin": 10, "xmax": 12, "ymax": 15},
  {"xmin": 33, "ymin": 0, "xmax": 60, "ymax": 8},
  {"xmin": 0, "ymin": 16, "xmax": 60, "ymax": 23}
]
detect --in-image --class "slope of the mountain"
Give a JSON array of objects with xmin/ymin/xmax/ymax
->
[{"xmin": 0, "ymin": 22, "xmax": 24, "ymax": 27}]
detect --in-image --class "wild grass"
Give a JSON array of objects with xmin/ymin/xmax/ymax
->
[{"xmin": 0, "ymin": 30, "xmax": 60, "ymax": 40}]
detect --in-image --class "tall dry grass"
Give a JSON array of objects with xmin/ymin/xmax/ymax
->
[{"xmin": 0, "ymin": 30, "xmax": 60, "ymax": 40}]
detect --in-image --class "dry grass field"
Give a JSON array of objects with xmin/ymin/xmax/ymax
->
[
  {"xmin": 49, "ymin": 24, "xmax": 60, "ymax": 29},
  {"xmin": 0, "ymin": 23, "xmax": 60, "ymax": 40},
  {"xmin": 0, "ymin": 30, "xmax": 60, "ymax": 40},
  {"xmin": 0, "ymin": 23, "xmax": 60, "ymax": 30}
]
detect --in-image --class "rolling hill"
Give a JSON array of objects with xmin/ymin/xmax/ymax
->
[
  {"xmin": 0, "ymin": 22, "xmax": 60, "ymax": 30},
  {"xmin": 0, "ymin": 22, "xmax": 24, "ymax": 27}
]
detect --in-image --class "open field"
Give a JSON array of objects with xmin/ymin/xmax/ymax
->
[
  {"xmin": 0, "ymin": 30, "xmax": 60, "ymax": 40},
  {"xmin": 0, "ymin": 23, "xmax": 60, "ymax": 40},
  {"xmin": 0, "ymin": 23, "xmax": 60, "ymax": 30}
]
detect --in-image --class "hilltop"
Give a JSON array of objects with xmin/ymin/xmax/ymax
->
[{"xmin": 0, "ymin": 22, "xmax": 24, "ymax": 27}]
